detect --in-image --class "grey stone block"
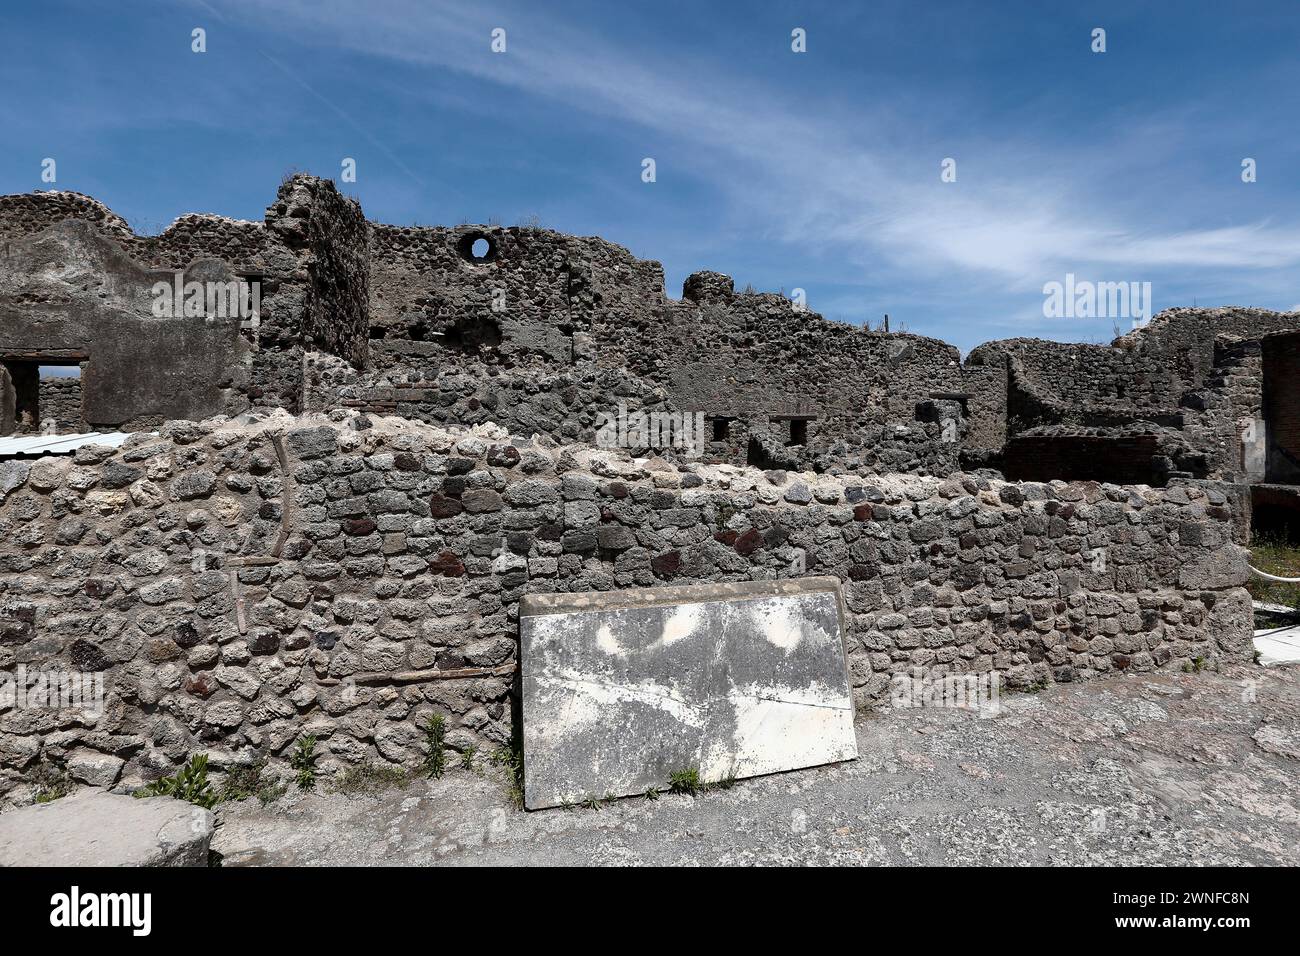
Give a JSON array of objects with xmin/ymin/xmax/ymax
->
[
  {"xmin": 0, "ymin": 461, "xmax": 30, "ymax": 503},
  {"xmin": 520, "ymin": 577, "xmax": 856, "ymax": 809},
  {"xmin": 0, "ymin": 789, "xmax": 214, "ymax": 866}
]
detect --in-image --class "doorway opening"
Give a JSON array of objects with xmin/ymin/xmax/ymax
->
[{"xmin": 1, "ymin": 354, "xmax": 87, "ymax": 435}]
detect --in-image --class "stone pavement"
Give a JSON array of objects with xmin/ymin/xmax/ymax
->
[{"xmin": 212, "ymin": 662, "xmax": 1300, "ymax": 866}]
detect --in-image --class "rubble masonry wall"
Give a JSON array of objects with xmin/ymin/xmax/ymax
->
[{"xmin": 0, "ymin": 413, "xmax": 1253, "ymax": 801}]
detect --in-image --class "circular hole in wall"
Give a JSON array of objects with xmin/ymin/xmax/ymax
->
[{"xmin": 456, "ymin": 232, "xmax": 498, "ymax": 264}]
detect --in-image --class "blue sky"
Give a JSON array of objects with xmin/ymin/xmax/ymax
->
[{"xmin": 3, "ymin": 0, "xmax": 1299, "ymax": 352}]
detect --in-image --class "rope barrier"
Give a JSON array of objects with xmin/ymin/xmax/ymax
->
[{"xmin": 1249, "ymin": 564, "xmax": 1300, "ymax": 584}]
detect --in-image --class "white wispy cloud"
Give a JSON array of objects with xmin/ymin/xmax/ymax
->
[{"xmin": 204, "ymin": 0, "xmax": 1300, "ymax": 304}]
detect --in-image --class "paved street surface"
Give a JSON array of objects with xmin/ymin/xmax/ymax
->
[{"xmin": 214, "ymin": 663, "xmax": 1300, "ymax": 866}]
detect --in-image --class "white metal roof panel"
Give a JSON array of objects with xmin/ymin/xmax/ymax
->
[{"xmin": 0, "ymin": 432, "xmax": 133, "ymax": 458}]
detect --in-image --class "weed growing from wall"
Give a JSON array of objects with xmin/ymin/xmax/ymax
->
[
  {"xmin": 291, "ymin": 735, "xmax": 319, "ymax": 792},
  {"xmin": 134, "ymin": 754, "xmax": 220, "ymax": 809},
  {"xmin": 423, "ymin": 714, "xmax": 447, "ymax": 779}
]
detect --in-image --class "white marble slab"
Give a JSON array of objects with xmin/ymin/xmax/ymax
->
[{"xmin": 519, "ymin": 577, "xmax": 857, "ymax": 809}]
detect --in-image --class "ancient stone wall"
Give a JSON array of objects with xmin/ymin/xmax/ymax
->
[
  {"xmin": 4, "ymin": 177, "xmax": 1297, "ymax": 483},
  {"xmin": 350, "ymin": 220, "xmax": 992, "ymax": 475},
  {"xmin": 0, "ymin": 221, "xmax": 254, "ymax": 430},
  {"xmin": 971, "ymin": 310, "xmax": 1299, "ymax": 437},
  {"xmin": 0, "ymin": 413, "xmax": 1252, "ymax": 802},
  {"xmin": 36, "ymin": 376, "xmax": 84, "ymax": 433},
  {"xmin": 0, "ymin": 178, "xmax": 372, "ymax": 426},
  {"xmin": 0, "ymin": 190, "xmax": 138, "ymax": 246},
  {"xmin": 280, "ymin": 179, "xmax": 370, "ymax": 369},
  {"xmin": 1179, "ymin": 336, "xmax": 1264, "ymax": 482}
]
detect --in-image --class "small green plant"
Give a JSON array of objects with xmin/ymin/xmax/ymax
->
[
  {"xmin": 291, "ymin": 735, "xmax": 319, "ymax": 792},
  {"xmin": 257, "ymin": 781, "xmax": 288, "ymax": 806},
  {"xmin": 661, "ymin": 768, "xmax": 737, "ymax": 799},
  {"xmin": 643, "ymin": 787, "xmax": 660, "ymax": 801},
  {"xmin": 32, "ymin": 762, "xmax": 73, "ymax": 804},
  {"xmin": 668, "ymin": 767, "xmax": 701, "ymax": 796},
  {"xmin": 335, "ymin": 762, "xmax": 412, "ymax": 796},
  {"xmin": 423, "ymin": 714, "xmax": 447, "ymax": 779},
  {"xmin": 1008, "ymin": 678, "xmax": 1050, "ymax": 695},
  {"xmin": 491, "ymin": 741, "xmax": 525, "ymax": 809},
  {"xmin": 1184, "ymin": 655, "xmax": 1209, "ymax": 674},
  {"xmin": 460, "ymin": 744, "xmax": 478, "ymax": 772},
  {"xmin": 220, "ymin": 759, "xmax": 265, "ymax": 802},
  {"xmin": 583, "ymin": 796, "xmax": 602, "ymax": 811},
  {"xmin": 135, "ymin": 754, "xmax": 220, "ymax": 809},
  {"xmin": 220, "ymin": 758, "xmax": 288, "ymax": 805}
]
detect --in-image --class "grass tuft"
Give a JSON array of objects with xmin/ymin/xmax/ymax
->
[
  {"xmin": 490, "ymin": 743, "xmax": 525, "ymax": 809},
  {"xmin": 32, "ymin": 762, "xmax": 73, "ymax": 804},
  {"xmin": 291, "ymin": 735, "xmax": 318, "ymax": 792},
  {"xmin": 334, "ymin": 762, "xmax": 413, "ymax": 796},
  {"xmin": 668, "ymin": 767, "xmax": 702, "ymax": 796}
]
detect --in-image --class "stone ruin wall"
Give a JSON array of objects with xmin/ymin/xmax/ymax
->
[
  {"xmin": 335, "ymin": 219, "xmax": 1010, "ymax": 476},
  {"xmin": 0, "ymin": 414, "xmax": 1253, "ymax": 802},
  {"xmin": 969, "ymin": 308, "xmax": 1300, "ymax": 482},
  {"xmin": 1, "ymin": 373, "xmax": 86, "ymax": 437},
  {"xmin": 969, "ymin": 308, "xmax": 1299, "ymax": 425},
  {"xmin": 7, "ymin": 176, "xmax": 1299, "ymax": 485},
  {"xmin": 37, "ymin": 376, "xmax": 85, "ymax": 434},
  {"xmin": 0, "ymin": 178, "xmax": 369, "ymax": 423},
  {"xmin": 3, "ymin": 175, "xmax": 1298, "ymax": 810}
]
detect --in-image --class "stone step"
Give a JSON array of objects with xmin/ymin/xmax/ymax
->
[{"xmin": 0, "ymin": 788, "xmax": 214, "ymax": 867}]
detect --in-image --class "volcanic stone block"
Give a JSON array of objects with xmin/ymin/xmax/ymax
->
[
  {"xmin": 0, "ymin": 789, "xmax": 214, "ymax": 866},
  {"xmin": 519, "ymin": 577, "xmax": 856, "ymax": 810}
]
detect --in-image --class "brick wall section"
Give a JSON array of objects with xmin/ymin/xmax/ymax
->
[{"xmin": 0, "ymin": 414, "xmax": 1252, "ymax": 802}]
